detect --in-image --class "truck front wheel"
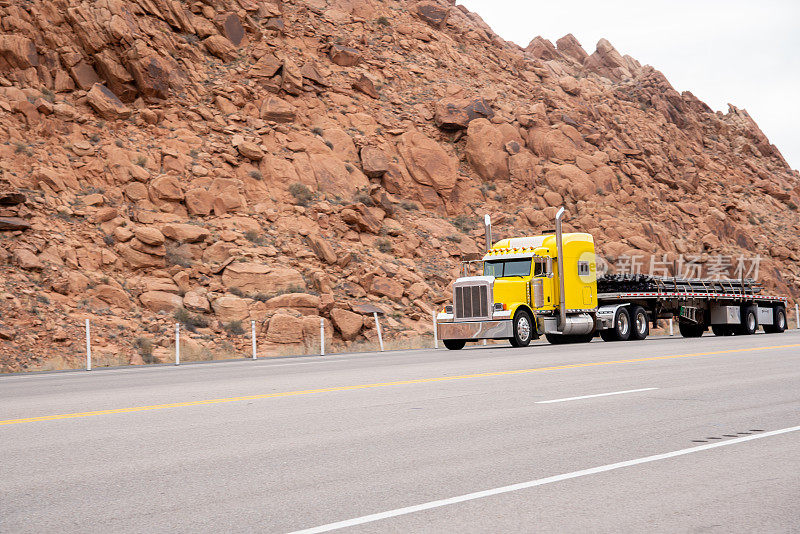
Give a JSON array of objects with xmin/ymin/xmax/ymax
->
[
  {"xmin": 510, "ymin": 310, "xmax": 533, "ymax": 348},
  {"xmin": 443, "ymin": 339, "xmax": 467, "ymax": 350}
]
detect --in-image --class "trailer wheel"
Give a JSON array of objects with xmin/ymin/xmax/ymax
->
[
  {"xmin": 764, "ymin": 306, "xmax": 787, "ymax": 334},
  {"xmin": 600, "ymin": 307, "xmax": 631, "ymax": 341},
  {"xmin": 510, "ymin": 310, "xmax": 533, "ymax": 348},
  {"xmin": 738, "ymin": 306, "xmax": 757, "ymax": 335},
  {"xmin": 630, "ymin": 306, "xmax": 649, "ymax": 340},
  {"xmin": 443, "ymin": 339, "xmax": 466, "ymax": 350},
  {"xmin": 678, "ymin": 322, "xmax": 705, "ymax": 337}
]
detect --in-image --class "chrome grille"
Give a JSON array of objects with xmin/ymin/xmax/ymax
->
[{"xmin": 455, "ymin": 284, "xmax": 489, "ymax": 319}]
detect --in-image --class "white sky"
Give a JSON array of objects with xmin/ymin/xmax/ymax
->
[{"xmin": 458, "ymin": 0, "xmax": 800, "ymax": 171}]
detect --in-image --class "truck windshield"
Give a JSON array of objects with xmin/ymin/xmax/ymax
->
[{"xmin": 484, "ymin": 259, "xmax": 531, "ymax": 278}]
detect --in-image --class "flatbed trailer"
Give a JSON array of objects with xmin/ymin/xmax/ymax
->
[{"xmin": 595, "ymin": 274, "xmax": 789, "ymax": 341}]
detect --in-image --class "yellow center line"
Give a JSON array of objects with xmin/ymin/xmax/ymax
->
[{"xmin": 2, "ymin": 343, "xmax": 799, "ymax": 427}]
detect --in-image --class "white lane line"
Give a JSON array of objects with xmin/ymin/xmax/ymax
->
[
  {"xmin": 535, "ymin": 387, "xmax": 659, "ymax": 404},
  {"xmin": 287, "ymin": 425, "xmax": 800, "ymax": 534}
]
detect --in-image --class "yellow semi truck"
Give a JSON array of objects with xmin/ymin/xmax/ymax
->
[{"xmin": 436, "ymin": 208, "xmax": 789, "ymax": 349}]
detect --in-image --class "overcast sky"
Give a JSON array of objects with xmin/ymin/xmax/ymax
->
[{"xmin": 459, "ymin": 0, "xmax": 800, "ymax": 171}]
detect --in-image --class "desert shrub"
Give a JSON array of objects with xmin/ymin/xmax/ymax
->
[
  {"xmin": 376, "ymin": 16, "xmax": 390, "ymax": 26},
  {"xmin": 249, "ymin": 170, "xmax": 263, "ymax": 180},
  {"xmin": 288, "ymin": 182, "xmax": 314, "ymax": 206},
  {"xmin": 376, "ymin": 238, "xmax": 392, "ymax": 253},
  {"xmin": 174, "ymin": 307, "xmax": 209, "ymax": 332},
  {"xmin": 134, "ymin": 337, "xmax": 156, "ymax": 364},
  {"xmin": 224, "ymin": 320, "xmax": 245, "ymax": 335},
  {"xmin": 452, "ymin": 214, "xmax": 477, "ymax": 233},
  {"xmin": 400, "ymin": 201, "xmax": 418, "ymax": 211},
  {"xmin": 244, "ymin": 230, "xmax": 265, "ymax": 245},
  {"xmin": 165, "ymin": 249, "xmax": 192, "ymax": 268},
  {"xmin": 229, "ymin": 287, "xmax": 244, "ymax": 297}
]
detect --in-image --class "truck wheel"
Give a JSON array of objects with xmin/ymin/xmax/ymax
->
[
  {"xmin": 738, "ymin": 306, "xmax": 757, "ymax": 335},
  {"xmin": 678, "ymin": 322, "xmax": 705, "ymax": 338},
  {"xmin": 602, "ymin": 307, "xmax": 631, "ymax": 341},
  {"xmin": 511, "ymin": 310, "xmax": 533, "ymax": 348},
  {"xmin": 711, "ymin": 325, "xmax": 733, "ymax": 336},
  {"xmin": 545, "ymin": 333, "xmax": 592, "ymax": 344},
  {"xmin": 630, "ymin": 306, "xmax": 649, "ymax": 340},
  {"xmin": 443, "ymin": 339, "xmax": 466, "ymax": 350},
  {"xmin": 764, "ymin": 306, "xmax": 787, "ymax": 334}
]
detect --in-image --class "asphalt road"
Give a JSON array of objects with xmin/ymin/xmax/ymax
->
[{"xmin": 2, "ymin": 331, "xmax": 800, "ymax": 533}]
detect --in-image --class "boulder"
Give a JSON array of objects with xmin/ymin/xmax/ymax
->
[
  {"xmin": 183, "ymin": 291, "xmax": 211, "ymax": 313},
  {"xmin": 416, "ymin": 3, "xmax": 449, "ymax": 28},
  {"xmin": 139, "ymin": 291, "xmax": 183, "ymax": 313},
  {"xmin": 266, "ymin": 313, "xmax": 305, "ymax": 343},
  {"xmin": 134, "ymin": 227, "xmax": 165, "ymax": 246},
  {"xmin": 306, "ymin": 234, "xmax": 337, "ymax": 264},
  {"xmin": 161, "ymin": 223, "xmax": 210, "ymax": 243},
  {"xmin": 525, "ymin": 36, "xmax": 562, "ymax": 61},
  {"xmin": 92, "ymin": 285, "xmax": 132, "ymax": 309},
  {"xmin": 397, "ymin": 131, "xmax": 458, "ymax": 194},
  {"xmin": 360, "ymin": 147, "xmax": 388, "ymax": 178},
  {"xmin": 329, "ymin": 44, "xmax": 361, "ymax": 66},
  {"xmin": 13, "ymin": 249, "xmax": 43, "ymax": 270},
  {"xmin": 352, "ymin": 75, "xmax": 379, "ymax": 99},
  {"xmin": 149, "ymin": 175, "xmax": 184, "ymax": 202},
  {"xmin": 434, "ymin": 97, "xmax": 494, "ymax": 130},
  {"xmin": 260, "ymin": 96, "xmax": 296, "ymax": 122},
  {"xmin": 185, "ymin": 188, "xmax": 214, "ymax": 216},
  {"xmin": 203, "ymin": 35, "xmax": 237, "ymax": 61},
  {"xmin": 331, "ymin": 308, "xmax": 363, "ymax": 340},
  {"xmin": 0, "ymin": 217, "xmax": 30, "ymax": 231},
  {"xmin": 0, "ymin": 190, "xmax": 26, "ymax": 205},
  {"xmin": 117, "ymin": 244, "xmax": 166, "ymax": 269},
  {"xmin": 212, "ymin": 295, "xmax": 250, "ymax": 322},
  {"xmin": 237, "ymin": 141, "xmax": 265, "ymax": 161},
  {"xmin": 465, "ymin": 119, "xmax": 509, "ymax": 181},
  {"xmin": 221, "ymin": 263, "xmax": 305, "ymax": 294},
  {"xmin": 265, "ymin": 293, "xmax": 321, "ymax": 311},
  {"xmin": 370, "ymin": 276, "xmax": 404, "ymax": 300},
  {"xmin": 527, "ymin": 127, "xmax": 581, "ymax": 161},
  {"xmin": 86, "ymin": 83, "xmax": 132, "ymax": 120},
  {"xmin": 0, "ymin": 35, "xmax": 38, "ymax": 69},
  {"xmin": 556, "ymin": 34, "xmax": 589, "ymax": 63}
]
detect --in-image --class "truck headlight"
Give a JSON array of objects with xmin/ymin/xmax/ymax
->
[
  {"xmin": 493, "ymin": 303, "xmax": 506, "ymax": 311},
  {"xmin": 444, "ymin": 305, "xmax": 453, "ymax": 314}
]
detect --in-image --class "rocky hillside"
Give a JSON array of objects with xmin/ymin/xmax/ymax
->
[{"xmin": 1, "ymin": 0, "xmax": 798, "ymax": 371}]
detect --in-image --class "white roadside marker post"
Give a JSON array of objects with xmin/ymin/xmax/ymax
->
[
  {"xmin": 796, "ymin": 304, "xmax": 799, "ymax": 330},
  {"xmin": 251, "ymin": 320, "xmax": 257, "ymax": 360},
  {"xmin": 433, "ymin": 311, "xmax": 438, "ymax": 349},
  {"xmin": 669, "ymin": 318, "xmax": 674, "ymax": 336},
  {"xmin": 320, "ymin": 317, "xmax": 325, "ymax": 356},
  {"xmin": 85, "ymin": 319, "xmax": 92, "ymax": 371},
  {"xmin": 175, "ymin": 323, "xmax": 180, "ymax": 366},
  {"xmin": 374, "ymin": 312, "xmax": 384, "ymax": 352}
]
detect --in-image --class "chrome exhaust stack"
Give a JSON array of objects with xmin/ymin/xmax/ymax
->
[
  {"xmin": 555, "ymin": 207, "xmax": 566, "ymax": 331},
  {"xmin": 484, "ymin": 214, "xmax": 492, "ymax": 252}
]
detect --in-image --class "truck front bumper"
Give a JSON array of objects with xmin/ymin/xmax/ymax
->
[{"xmin": 438, "ymin": 320, "xmax": 513, "ymax": 340}]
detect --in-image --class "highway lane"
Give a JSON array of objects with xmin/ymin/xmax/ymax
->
[{"xmin": 1, "ymin": 331, "xmax": 799, "ymax": 532}]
